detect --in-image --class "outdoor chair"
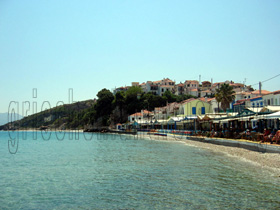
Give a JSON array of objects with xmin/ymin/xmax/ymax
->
[{"xmin": 250, "ymin": 132, "xmax": 258, "ymax": 141}]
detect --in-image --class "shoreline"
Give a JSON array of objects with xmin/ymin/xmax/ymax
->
[
  {"xmin": 141, "ymin": 132, "xmax": 280, "ymax": 176},
  {"xmin": 2, "ymin": 130, "xmax": 280, "ymax": 176}
]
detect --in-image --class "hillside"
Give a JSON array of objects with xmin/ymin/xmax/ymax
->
[{"xmin": 0, "ymin": 100, "xmax": 95, "ymax": 130}]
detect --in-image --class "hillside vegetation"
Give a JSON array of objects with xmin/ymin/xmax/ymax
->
[{"xmin": 0, "ymin": 87, "xmax": 197, "ymax": 130}]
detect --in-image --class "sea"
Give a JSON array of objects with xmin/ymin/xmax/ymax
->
[{"xmin": 0, "ymin": 131, "xmax": 279, "ymax": 209}]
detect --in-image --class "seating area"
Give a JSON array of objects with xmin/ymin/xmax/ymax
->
[{"xmin": 195, "ymin": 128, "xmax": 280, "ymax": 144}]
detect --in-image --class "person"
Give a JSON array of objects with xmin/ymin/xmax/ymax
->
[
  {"xmin": 272, "ymin": 130, "xmax": 280, "ymax": 144},
  {"xmin": 262, "ymin": 128, "xmax": 271, "ymax": 142},
  {"xmin": 245, "ymin": 129, "xmax": 251, "ymax": 139},
  {"xmin": 268, "ymin": 129, "xmax": 276, "ymax": 144}
]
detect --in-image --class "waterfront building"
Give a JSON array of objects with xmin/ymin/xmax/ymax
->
[
  {"xmin": 128, "ymin": 110, "xmax": 153, "ymax": 123},
  {"xmin": 263, "ymin": 90, "xmax": 280, "ymax": 106},
  {"xmin": 181, "ymin": 98, "xmax": 213, "ymax": 117}
]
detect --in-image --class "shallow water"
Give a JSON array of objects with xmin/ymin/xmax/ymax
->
[{"xmin": 0, "ymin": 131, "xmax": 279, "ymax": 209}]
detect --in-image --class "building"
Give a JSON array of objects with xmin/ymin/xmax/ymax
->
[
  {"xmin": 263, "ymin": 90, "xmax": 280, "ymax": 106},
  {"xmin": 174, "ymin": 83, "xmax": 185, "ymax": 95},
  {"xmin": 180, "ymin": 98, "xmax": 213, "ymax": 117},
  {"xmin": 128, "ymin": 110, "xmax": 153, "ymax": 123},
  {"xmin": 201, "ymin": 81, "xmax": 212, "ymax": 91}
]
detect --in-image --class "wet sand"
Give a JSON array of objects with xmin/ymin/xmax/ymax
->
[{"xmin": 142, "ymin": 133, "xmax": 280, "ymax": 176}]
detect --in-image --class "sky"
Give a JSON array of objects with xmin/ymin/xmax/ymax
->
[{"xmin": 0, "ymin": 0, "xmax": 280, "ymax": 114}]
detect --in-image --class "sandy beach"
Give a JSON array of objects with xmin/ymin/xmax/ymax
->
[{"xmin": 140, "ymin": 133, "xmax": 280, "ymax": 177}]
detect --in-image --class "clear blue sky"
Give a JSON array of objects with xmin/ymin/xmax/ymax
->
[{"xmin": 0, "ymin": 0, "xmax": 279, "ymax": 114}]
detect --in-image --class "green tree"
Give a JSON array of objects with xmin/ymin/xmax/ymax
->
[
  {"xmin": 142, "ymin": 92, "xmax": 166, "ymax": 110},
  {"xmin": 175, "ymin": 94, "xmax": 196, "ymax": 103},
  {"xmin": 125, "ymin": 86, "xmax": 143, "ymax": 114},
  {"xmin": 95, "ymin": 88, "xmax": 114, "ymax": 125},
  {"xmin": 113, "ymin": 91, "xmax": 126, "ymax": 123},
  {"xmin": 162, "ymin": 90, "xmax": 176, "ymax": 103},
  {"xmin": 215, "ymin": 83, "xmax": 235, "ymax": 112}
]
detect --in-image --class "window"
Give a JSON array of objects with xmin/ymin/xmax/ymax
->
[
  {"xmin": 275, "ymin": 99, "xmax": 277, "ymax": 105},
  {"xmin": 252, "ymin": 103, "xmax": 255, "ymax": 107},
  {"xmin": 271, "ymin": 98, "xmax": 274, "ymax": 105},
  {"xmin": 192, "ymin": 107, "xmax": 196, "ymax": 114},
  {"xmin": 268, "ymin": 99, "xmax": 270, "ymax": 105},
  {"xmin": 201, "ymin": 107, "xmax": 205, "ymax": 114},
  {"xmin": 132, "ymin": 117, "xmax": 134, "ymax": 121}
]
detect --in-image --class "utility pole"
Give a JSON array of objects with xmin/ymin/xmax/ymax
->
[{"xmin": 259, "ymin": 82, "xmax": 262, "ymax": 96}]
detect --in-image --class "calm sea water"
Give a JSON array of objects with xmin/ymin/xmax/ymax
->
[{"xmin": 0, "ymin": 131, "xmax": 279, "ymax": 209}]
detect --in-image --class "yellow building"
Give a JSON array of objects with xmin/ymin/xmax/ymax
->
[{"xmin": 182, "ymin": 98, "xmax": 213, "ymax": 117}]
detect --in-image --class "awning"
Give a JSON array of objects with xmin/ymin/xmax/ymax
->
[
  {"xmin": 238, "ymin": 116, "xmax": 254, "ymax": 121},
  {"xmin": 266, "ymin": 111, "xmax": 280, "ymax": 119}
]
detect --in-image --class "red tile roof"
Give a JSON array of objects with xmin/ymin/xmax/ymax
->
[
  {"xmin": 185, "ymin": 80, "xmax": 199, "ymax": 84},
  {"xmin": 198, "ymin": 97, "xmax": 212, "ymax": 102},
  {"xmin": 130, "ymin": 112, "xmax": 143, "ymax": 117},
  {"xmin": 251, "ymin": 90, "xmax": 271, "ymax": 95},
  {"xmin": 263, "ymin": 90, "xmax": 280, "ymax": 95},
  {"xmin": 181, "ymin": 98, "xmax": 196, "ymax": 104}
]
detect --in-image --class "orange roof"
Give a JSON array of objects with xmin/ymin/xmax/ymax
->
[
  {"xmin": 272, "ymin": 90, "xmax": 280, "ymax": 95},
  {"xmin": 153, "ymin": 80, "xmax": 162, "ymax": 84},
  {"xmin": 181, "ymin": 98, "xmax": 196, "ymax": 104},
  {"xmin": 208, "ymin": 98, "xmax": 216, "ymax": 101},
  {"xmin": 163, "ymin": 78, "xmax": 174, "ymax": 82},
  {"xmin": 130, "ymin": 112, "xmax": 143, "ymax": 117},
  {"xmin": 261, "ymin": 90, "xmax": 280, "ymax": 95},
  {"xmin": 142, "ymin": 110, "xmax": 153, "ymax": 114},
  {"xmin": 251, "ymin": 90, "xmax": 271, "ymax": 95},
  {"xmin": 153, "ymin": 78, "xmax": 175, "ymax": 84},
  {"xmin": 160, "ymin": 85, "xmax": 173, "ymax": 88},
  {"xmin": 177, "ymin": 83, "xmax": 184, "ymax": 87},
  {"xmin": 185, "ymin": 80, "xmax": 198, "ymax": 84},
  {"xmin": 234, "ymin": 91, "xmax": 250, "ymax": 95},
  {"xmin": 229, "ymin": 83, "xmax": 244, "ymax": 87},
  {"xmin": 198, "ymin": 97, "xmax": 212, "ymax": 102},
  {"xmin": 212, "ymin": 82, "xmax": 225, "ymax": 87}
]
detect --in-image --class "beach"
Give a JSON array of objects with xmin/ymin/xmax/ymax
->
[{"xmin": 141, "ymin": 132, "xmax": 280, "ymax": 176}]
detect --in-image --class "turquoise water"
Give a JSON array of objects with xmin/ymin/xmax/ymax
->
[{"xmin": 0, "ymin": 131, "xmax": 279, "ymax": 209}]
